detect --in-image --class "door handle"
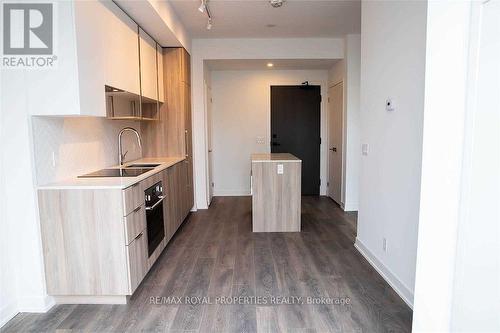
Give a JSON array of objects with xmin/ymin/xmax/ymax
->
[
  {"xmin": 330, "ymin": 147, "xmax": 337, "ymax": 152},
  {"xmin": 271, "ymin": 142, "xmax": 281, "ymax": 146}
]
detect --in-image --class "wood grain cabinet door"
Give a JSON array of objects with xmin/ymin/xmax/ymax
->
[
  {"xmin": 126, "ymin": 230, "xmax": 148, "ymax": 293},
  {"xmin": 156, "ymin": 43, "xmax": 165, "ymax": 103}
]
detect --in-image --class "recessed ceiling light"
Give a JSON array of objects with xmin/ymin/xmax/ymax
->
[{"xmin": 267, "ymin": 63, "xmax": 274, "ymax": 68}]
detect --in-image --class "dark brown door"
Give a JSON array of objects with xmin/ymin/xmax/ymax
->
[{"xmin": 271, "ymin": 85, "xmax": 321, "ymax": 195}]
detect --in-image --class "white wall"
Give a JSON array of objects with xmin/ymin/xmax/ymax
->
[
  {"xmin": 191, "ymin": 38, "xmax": 344, "ymax": 209},
  {"xmin": 1, "ymin": 74, "xmax": 53, "ymax": 327},
  {"xmin": 327, "ymin": 34, "xmax": 361, "ymax": 212},
  {"xmin": 413, "ymin": 0, "xmax": 500, "ymax": 331},
  {"xmin": 211, "ymin": 70, "xmax": 329, "ymax": 196},
  {"xmin": 343, "ymin": 35, "xmax": 361, "ymax": 212},
  {"xmin": 354, "ymin": 0, "xmax": 427, "ymax": 307},
  {"xmin": 32, "ymin": 117, "xmax": 141, "ymax": 185}
]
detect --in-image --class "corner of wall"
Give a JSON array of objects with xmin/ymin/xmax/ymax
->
[{"xmin": 354, "ymin": 238, "xmax": 414, "ymax": 308}]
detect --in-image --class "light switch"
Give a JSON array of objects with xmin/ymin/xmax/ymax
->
[
  {"xmin": 362, "ymin": 143, "xmax": 369, "ymax": 156},
  {"xmin": 277, "ymin": 164, "xmax": 284, "ymax": 174}
]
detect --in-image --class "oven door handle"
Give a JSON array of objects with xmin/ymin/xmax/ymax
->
[{"xmin": 145, "ymin": 195, "xmax": 165, "ymax": 211}]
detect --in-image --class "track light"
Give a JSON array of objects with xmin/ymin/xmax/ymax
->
[{"xmin": 198, "ymin": 0, "xmax": 212, "ymax": 30}]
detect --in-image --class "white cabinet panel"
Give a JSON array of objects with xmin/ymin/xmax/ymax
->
[
  {"xmin": 103, "ymin": 3, "xmax": 140, "ymax": 95},
  {"xmin": 139, "ymin": 28, "xmax": 158, "ymax": 101}
]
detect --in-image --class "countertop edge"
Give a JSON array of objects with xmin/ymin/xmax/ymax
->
[{"xmin": 37, "ymin": 157, "xmax": 186, "ymax": 190}]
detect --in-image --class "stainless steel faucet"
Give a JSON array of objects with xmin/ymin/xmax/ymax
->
[{"xmin": 118, "ymin": 127, "xmax": 142, "ymax": 166}]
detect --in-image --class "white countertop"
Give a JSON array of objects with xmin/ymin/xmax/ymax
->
[
  {"xmin": 251, "ymin": 153, "xmax": 301, "ymax": 162},
  {"xmin": 37, "ymin": 157, "xmax": 185, "ymax": 190}
]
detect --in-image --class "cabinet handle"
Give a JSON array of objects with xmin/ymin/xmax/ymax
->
[
  {"xmin": 135, "ymin": 232, "xmax": 143, "ymax": 240},
  {"xmin": 184, "ymin": 129, "xmax": 188, "ymax": 157},
  {"xmin": 133, "ymin": 206, "xmax": 142, "ymax": 213}
]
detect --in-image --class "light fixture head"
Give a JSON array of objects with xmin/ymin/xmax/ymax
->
[
  {"xmin": 198, "ymin": 0, "xmax": 205, "ymax": 13},
  {"xmin": 267, "ymin": 63, "xmax": 274, "ymax": 68},
  {"xmin": 270, "ymin": 0, "xmax": 284, "ymax": 8},
  {"xmin": 206, "ymin": 18, "xmax": 212, "ymax": 30}
]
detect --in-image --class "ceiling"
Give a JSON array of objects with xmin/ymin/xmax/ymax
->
[
  {"xmin": 206, "ymin": 59, "xmax": 339, "ymax": 70},
  {"xmin": 168, "ymin": 0, "xmax": 361, "ymax": 39}
]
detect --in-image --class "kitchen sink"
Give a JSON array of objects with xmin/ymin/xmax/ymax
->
[
  {"xmin": 125, "ymin": 163, "xmax": 161, "ymax": 168},
  {"xmin": 78, "ymin": 168, "xmax": 154, "ymax": 178}
]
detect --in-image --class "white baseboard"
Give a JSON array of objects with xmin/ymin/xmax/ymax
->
[
  {"xmin": 213, "ymin": 189, "xmax": 250, "ymax": 196},
  {"xmin": 18, "ymin": 295, "xmax": 55, "ymax": 313},
  {"xmin": 1, "ymin": 301, "xmax": 18, "ymax": 328},
  {"xmin": 54, "ymin": 295, "xmax": 127, "ymax": 305},
  {"xmin": 354, "ymin": 238, "xmax": 414, "ymax": 309},
  {"xmin": 1, "ymin": 295, "xmax": 55, "ymax": 329},
  {"xmin": 342, "ymin": 202, "xmax": 359, "ymax": 212}
]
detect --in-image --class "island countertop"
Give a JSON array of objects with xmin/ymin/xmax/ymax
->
[{"xmin": 251, "ymin": 153, "xmax": 301, "ymax": 162}]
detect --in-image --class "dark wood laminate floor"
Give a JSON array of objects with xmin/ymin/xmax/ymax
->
[{"xmin": 2, "ymin": 196, "xmax": 412, "ymax": 333}]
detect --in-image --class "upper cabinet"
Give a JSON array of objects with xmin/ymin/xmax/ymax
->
[
  {"xmin": 29, "ymin": 1, "xmax": 163, "ymax": 118},
  {"xmin": 139, "ymin": 29, "xmax": 158, "ymax": 102},
  {"xmin": 103, "ymin": 5, "xmax": 140, "ymax": 95}
]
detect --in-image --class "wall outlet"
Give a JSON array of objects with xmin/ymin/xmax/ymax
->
[
  {"xmin": 277, "ymin": 164, "xmax": 284, "ymax": 174},
  {"xmin": 256, "ymin": 136, "xmax": 266, "ymax": 144},
  {"xmin": 383, "ymin": 238, "xmax": 388, "ymax": 252}
]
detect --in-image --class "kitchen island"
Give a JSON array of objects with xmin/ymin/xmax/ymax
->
[{"xmin": 251, "ymin": 153, "xmax": 302, "ymax": 232}]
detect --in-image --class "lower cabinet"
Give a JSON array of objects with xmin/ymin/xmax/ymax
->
[
  {"xmin": 126, "ymin": 230, "xmax": 148, "ymax": 292},
  {"xmin": 163, "ymin": 160, "xmax": 192, "ymax": 242},
  {"xmin": 37, "ymin": 160, "xmax": 193, "ymax": 302}
]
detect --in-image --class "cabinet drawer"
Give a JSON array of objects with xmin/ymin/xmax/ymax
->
[
  {"xmin": 124, "ymin": 205, "xmax": 146, "ymax": 245},
  {"xmin": 126, "ymin": 230, "xmax": 148, "ymax": 294},
  {"xmin": 122, "ymin": 183, "xmax": 143, "ymax": 216}
]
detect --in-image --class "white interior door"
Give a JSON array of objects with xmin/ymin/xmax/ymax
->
[
  {"xmin": 205, "ymin": 81, "xmax": 214, "ymax": 205},
  {"xmin": 328, "ymin": 82, "xmax": 343, "ymax": 204}
]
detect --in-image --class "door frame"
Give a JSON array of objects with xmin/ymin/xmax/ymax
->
[
  {"xmin": 327, "ymin": 80, "xmax": 346, "ymax": 206},
  {"xmin": 204, "ymin": 80, "xmax": 214, "ymax": 206}
]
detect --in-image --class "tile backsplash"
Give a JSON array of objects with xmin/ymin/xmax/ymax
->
[{"xmin": 32, "ymin": 116, "xmax": 142, "ymax": 185}]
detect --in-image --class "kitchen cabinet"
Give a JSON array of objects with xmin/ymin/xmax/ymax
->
[
  {"xmin": 29, "ymin": 1, "xmax": 163, "ymax": 118},
  {"xmin": 37, "ymin": 160, "xmax": 192, "ymax": 303},
  {"xmin": 142, "ymin": 48, "xmax": 194, "ymax": 214},
  {"xmin": 30, "ymin": 1, "xmax": 139, "ymax": 117},
  {"xmin": 126, "ymin": 229, "xmax": 148, "ymax": 292},
  {"xmin": 157, "ymin": 43, "xmax": 165, "ymax": 103},
  {"xmin": 139, "ymin": 28, "xmax": 159, "ymax": 102},
  {"xmin": 103, "ymin": 4, "xmax": 141, "ymax": 96},
  {"xmin": 251, "ymin": 153, "xmax": 302, "ymax": 232}
]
